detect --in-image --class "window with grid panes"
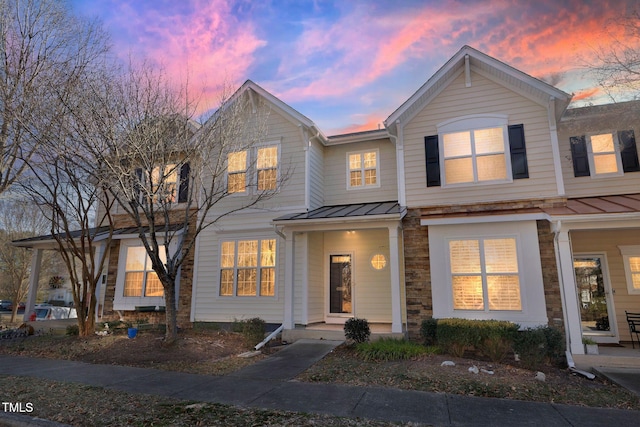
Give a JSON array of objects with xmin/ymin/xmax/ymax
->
[
  {"xmin": 220, "ymin": 239, "xmax": 276, "ymax": 296},
  {"xmin": 348, "ymin": 150, "xmax": 378, "ymax": 189},
  {"xmin": 123, "ymin": 246, "xmax": 166, "ymax": 297}
]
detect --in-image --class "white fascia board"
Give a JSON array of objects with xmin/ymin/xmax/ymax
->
[
  {"xmin": 420, "ymin": 212, "xmax": 549, "ymax": 226},
  {"xmin": 273, "ymin": 214, "xmax": 405, "ymax": 232},
  {"xmin": 326, "ymin": 130, "xmax": 390, "ymax": 145},
  {"xmin": 551, "ymin": 213, "xmax": 640, "ymax": 230}
]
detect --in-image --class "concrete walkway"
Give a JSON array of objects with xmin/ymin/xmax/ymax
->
[{"xmin": 1, "ymin": 340, "xmax": 640, "ymax": 426}]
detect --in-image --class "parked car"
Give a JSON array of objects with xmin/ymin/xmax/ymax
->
[
  {"xmin": 0, "ymin": 300, "xmax": 12, "ymax": 311},
  {"xmin": 32, "ymin": 304, "xmax": 77, "ymax": 321}
]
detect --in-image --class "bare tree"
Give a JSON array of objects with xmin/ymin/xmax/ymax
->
[
  {"xmin": 78, "ymin": 64, "xmax": 286, "ymax": 344},
  {"xmin": 0, "ymin": 0, "xmax": 109, "ymax": 196},
  {"xmin": 588, "ymin": 10, "xmax": 640, "ymax": 101},
  {"xmin": 0, "ymin": 199, "xmax": 56, "ymax": 322}
]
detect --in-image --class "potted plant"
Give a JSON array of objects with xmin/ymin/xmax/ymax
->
[{"xmin": 582, "ymin": 337, "xmax": 599, "ymax": 355}]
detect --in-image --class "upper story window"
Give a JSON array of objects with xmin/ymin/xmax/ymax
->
[
  {"xmin": 570, "ymin": 130, "xmax": 640, "ymax": 178},
  {"xmin": 425, "ymin": 115, "xmax": 528, "ymax": 187},
  {"xmin": 442, "ymin": 127, "xmax": 507, "ymax": 184},
  {"xmin": 220, "ymin": 238, "xmax": 276, "ymax": 297},
  {"xmin": 136, "ymin": 162, "xmax": 190, "ymax": 204},
  {"xmin": 347, "ymin": 149, "xmax": 379, "ymax": 189},
  {"xmin": 227, "ymin": 151, "xmax": 247, "ymax": 193},
  {"xmin": 227, "ymin": 145, "xmax": 279, "ymax": 194}
]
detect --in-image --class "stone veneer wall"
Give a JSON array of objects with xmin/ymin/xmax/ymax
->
[
  {"xmin": 402, "ymin": 208, "xmax": 565, "ymax": 341},
  {"xmin": 101, "ymin": 211, "xmax": 196, "ymax": 328},
  {"xmin": 402, "ymin": 209, "xmax": 432, "ymax": 340}
]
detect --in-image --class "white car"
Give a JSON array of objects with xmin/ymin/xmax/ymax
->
[{"xmin": 34, "ymin": 305, "xmax": 77, "ymax": 321}]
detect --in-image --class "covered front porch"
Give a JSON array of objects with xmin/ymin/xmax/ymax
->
[
  {"xmin": 547, "ymin": 194, "xmax": 640, "ymax": 358},
  {"xmin": 273, "ymin": 202, "xmax": 407, "ymax": 342}
]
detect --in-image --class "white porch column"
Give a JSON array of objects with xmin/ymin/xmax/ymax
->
[
  {"xmin": 283, "ymin": 231, "xmax": 295, "ymax": 329},
  {"xmin": 555, "ymin": 229, "xmax": 584, "ymax": 354},
  {"xmin": 94, "ymin": 242, "xmax": 108, "ymax": 323},
  {"xmin": 24, "ymin": 248, "xmax": 43, "ymax": 322},
  {"xmin": 388, "ymin": 225, "xmax": 402, "ymax": 333}
]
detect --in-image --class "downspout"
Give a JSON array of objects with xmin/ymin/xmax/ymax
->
[
  {"xmin": 552, "ymin": 220, "xmax": 572, "ymax": 355},
  {"xmin": 255, "ymin": 324, "xmax": 284, "ymax": 350}
]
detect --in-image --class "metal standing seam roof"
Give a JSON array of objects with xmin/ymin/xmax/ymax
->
[
  {"xmin": 542, "ymin": 194, "xmax": 640, "ymax": 216},
  {"xmin": 273, "ymin": 201, "xmax": 404, "ymax": 222}
]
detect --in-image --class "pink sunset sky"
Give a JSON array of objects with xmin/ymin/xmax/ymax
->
[{"xmin": 71, "ymin": 0, "xmax": 639, "ymax": 135}]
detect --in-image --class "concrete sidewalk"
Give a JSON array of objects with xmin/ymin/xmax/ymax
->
[{"xmin": 1, "ymin": 340, "xmax": 639, "ymax": 426}]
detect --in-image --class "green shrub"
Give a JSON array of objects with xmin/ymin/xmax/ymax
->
[
  {"xmin": 65, "ymin": 324, "xmax": 79, "ymax": 336},
  {"xmin": 475, "ymin": 321, "xmax": 520, "ymax": 363},
  {"xmin": 356, "ymin": 338, "xmax": 435, "ymax": 361},
  {"xmin": 420, "ymin": 318, "xmax": 438, "ymax": 346},
  {"xmin": 436, "ymin": 318, "xmax": 519, "ymax": 361},
  {"xmin": 344, "ymin": 318, "xmax": 370, "ymax": 343},
  {"xmin": 513, "ymin": 326, "xmax": 565, "ymax": 369},
  {"xmin": 436, "ymin": 318, "xmax": 481, "ymax": 357},
  {"xmin": 235, "ymin": 318, "xmax": 266, "ymax": 347}
]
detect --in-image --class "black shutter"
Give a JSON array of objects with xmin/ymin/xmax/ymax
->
[
  {"xmin": 508, "ymin": 124, "xmax": 528, "ymax": 179},
  {"xmin": 620, "ymin": 130, "xmax": 640, "ymax": 173},
  {"xmin": 178, "ymin": 162, "xmax": 190, "ymax": 203},
  {"xmin": 134, "ymin": 168, "xmax": 143, "ymax": 201},
  {"xmin": 424, "ymin": 135, "xmax": 440, "ymax": 187},
  {"xmin": 570, "ymin": 136, "xmax": 590, "ymax": 177}
]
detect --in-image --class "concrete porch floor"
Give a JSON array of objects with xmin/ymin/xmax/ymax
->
[
  {"xmin": 282, "ymin": 322, "xmax": 405, "ymax": 343},
  {"xmin": 573, "ymin": 342, "xmax": 640, "ymax": 369}
]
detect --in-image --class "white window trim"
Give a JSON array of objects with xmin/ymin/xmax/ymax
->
[
  {"xmin": 619, "ymin": 245, "xmax": 640, "ymax": 295},
  {"xmin": 225, "ymin": 141, "xmax": 281, "ymax": 196},
  {"xmin": 437, "ymin": 114, "xmax": 512, "ymax": 188},
  {"xmin": 447, "ymin": 235, "xmax": 523, "ymax": 312},
  {"xmin": 218, "ymin": 238, "xmax": 278, "ymax": 298},
  {"xmin": 429, "ymin": 221, "xmax": 547, "ymax": 328},
  {"xmin": 113, "ymin": 239, "xmax": 174, "ymax": 311},
  {"xmin": 587, "ymin": 131, "xmax": 623, "ymax": 178},
  {"xmin": 346, "ymin": 149, "xmax": 381, "ymax": 190}
]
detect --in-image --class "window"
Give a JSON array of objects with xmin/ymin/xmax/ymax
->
[
  {"xmin": 425, "ymin": 116, "xmax": 528, "ymax": 187},
  {"xmin": 227, "ymin": 151, "xmax": 247, "ymax": 193},
  {"xmin": 442, "ymin": 127, "xmax": 507, "ymax": 184},
  {"xmin": 571, "ymin": 130, "xmax": 640, "ymax": 177},
  {"xmin": 227, "ymin": 145, "xmax": 279, "ymax": 194},
  {"xmin": 347, "ymin": 150, "xmax": 379, "ymax": 189},
  {"xmin": 123, "ymin": 246, "xmax": 165, "ymax": 297},
  {"xmin": 151, "ymin": 164, "xmax": 178, "ymax": 202},
  {"xmin": 220, "ymin": 239, "xmax": 276, "ymax": 297},
  {"xmin": 257, "ymin": 146, "xmax": 278, "ymax": 191},
  {"xmin": 619, "ymin": 246, "xmax": 640, "ymax": 295},
  {"xmin": 370, "ymin": 254, "xmax": 387, "ymax": 270},
  {"xmin": 449, "ymin": 237, "xmax": 522, "ymax": 311}
]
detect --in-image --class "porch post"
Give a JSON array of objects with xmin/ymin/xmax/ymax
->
[
  {"xmin": 283, "ymin": 231, "xmax": 295, "ymax": 329},
  {"xmin": 388, "ymin": 225, "xmax": 402, "ymax": 333},
  {"xmin": 555, "ymin": 229, "xmax": 584, "ymax": 354},
  {"xmin": 24, "ymin": 248, "xmax": 43, "ymax": 322}
]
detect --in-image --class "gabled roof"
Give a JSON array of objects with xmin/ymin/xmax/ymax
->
[
  {"xmin": 385, "ymin": 45, "xmax": 572, "ymax": 134},
  {"xmin": 203, "ymin": 80, "xmax": 328, "ymax": 144}
]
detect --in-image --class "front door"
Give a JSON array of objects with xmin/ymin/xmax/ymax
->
[
  {"xmin": 329, "ymin": 254, "xmax": 352, "ymax": 315},
  {"xmin": 573, "ymin": 255, "xmax": 617, "ymax": 342}
]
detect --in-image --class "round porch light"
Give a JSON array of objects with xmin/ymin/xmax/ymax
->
[{"xmin": 371, "ymin": 254, "xmax": 387, "ymax": 270}]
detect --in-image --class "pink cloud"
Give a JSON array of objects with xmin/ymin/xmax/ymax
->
[
  {"xmin": 106, "ymin": 0, "xmax": 265, "ymax": 113},
  {"xmin": 275, "ymin": 0, "xmax": 639, "ymax": 106}
]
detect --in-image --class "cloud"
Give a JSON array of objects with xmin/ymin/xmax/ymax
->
[{"xmin": 102, "ymin": 0, "xmax": 266, "ymax": 112}]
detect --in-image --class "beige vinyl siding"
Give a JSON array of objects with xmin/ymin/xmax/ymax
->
[
  {"xmin": 307, "ymin": 232, "xmax": 325, "ymax": 323},
  {"xmin": 309, "ymin": 139, "xmax": 325, "ymax": 209},
  {"xmin": 322, "ymin": 229, "xmax": 392, "ymax": 322},
  {"xmin": 192, "ymin": 228, "xmax": 285, "ymax": 324},
  {"xmin": 558, "ymin": 122, "xmax": 640, "ymax": 198},
  {"xmin": 570, "ymin": 229, "xmax": 640, "ymax": 343},
  {"xmin": 208, "ymin": 106, "xmax": 306, "ymax": 217},
  {"xmin": 323, "ymin": 139, "xmax": 398, "ymax": 206},
  {"xmin": 403, "ymin": 71, "xmax": 559, "ymax": 207}
]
